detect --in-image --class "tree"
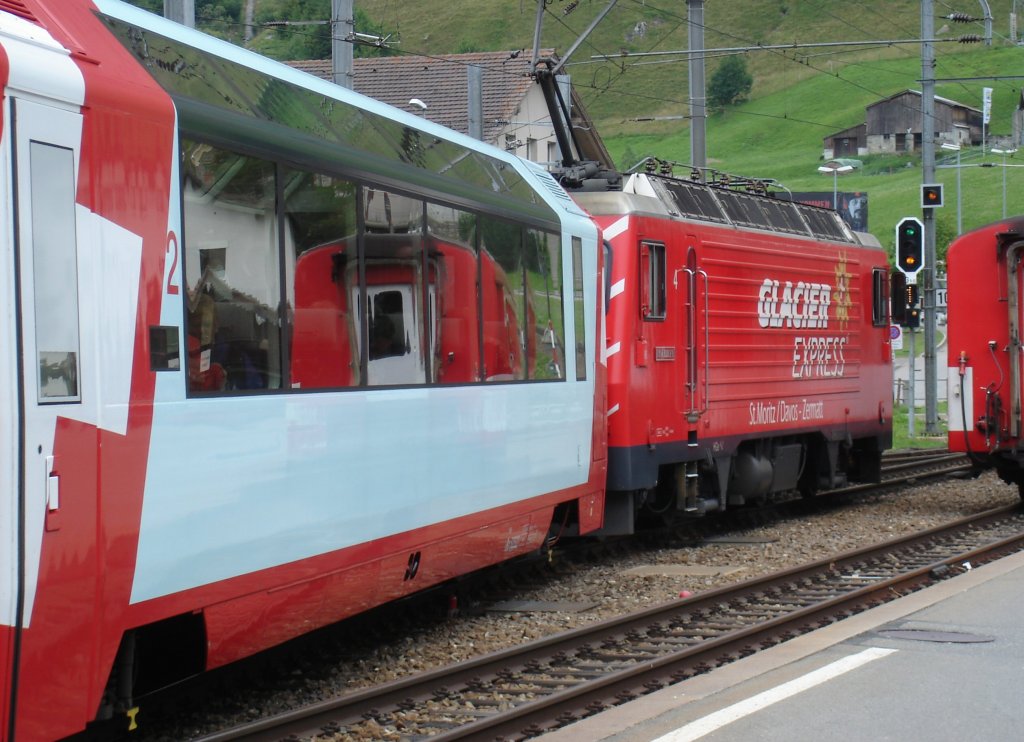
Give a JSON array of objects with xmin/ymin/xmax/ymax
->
[{"xmin": 707, "ymin": 55, "xmax": 753, "ymax": 109}]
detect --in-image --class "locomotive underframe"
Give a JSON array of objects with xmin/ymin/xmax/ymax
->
[{"xmin": 601, "ymin": 427, "xmax": 887, "ymax": 534}]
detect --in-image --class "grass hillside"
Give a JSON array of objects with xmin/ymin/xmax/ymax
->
[
  {"xmin": 353, "ymin": 0, "xmax": 1023, "ymax": 258},
  {"xmin": 130, "ymin": 0, "xmax": 1023, "ymax": 258}
]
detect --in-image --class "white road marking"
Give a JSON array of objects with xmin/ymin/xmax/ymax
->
[{"xmin": 652, "ymin": 647, "xmax": 897, "ymax": 742}]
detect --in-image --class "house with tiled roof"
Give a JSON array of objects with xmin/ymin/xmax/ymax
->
[{"xmin": 288, "ymin": 51, "xmax": 612, "ymax": 169}]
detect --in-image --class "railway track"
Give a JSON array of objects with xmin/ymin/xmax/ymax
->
[{"xmin": 197, "ymin": 484, "xmax": 1020, "ymax": 741}]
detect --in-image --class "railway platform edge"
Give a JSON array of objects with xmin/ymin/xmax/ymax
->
[{"xmin": 537, "ymin": 548, "xmax": 1024, "ymax": 742}]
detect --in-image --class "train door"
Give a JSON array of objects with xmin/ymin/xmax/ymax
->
[
  {"xmin": 363, "ymin": 285, "xmax": 426, "ymax": 385},
  {"xmin": 5, "ymin": 98, "xmax": 93, "ymax": 735}
]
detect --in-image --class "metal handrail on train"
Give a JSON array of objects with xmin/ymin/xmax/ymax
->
[{"xmin": 683, "ymin": 263, "xmax": 710, "ymax": 420}]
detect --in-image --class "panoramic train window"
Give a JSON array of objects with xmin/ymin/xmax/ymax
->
[
  {"xmin": 480, "ymin": 215, "xmax": 527, "ymax": 381},
  {"xmin": 30, "ymin": 142, "xmax": 80, "ymax": 402},
  {"xmin": 181, "ymin": 140, "xmax": 283, "ymax": 393},
  {"xmin": 362, "ymin": 188, "xmax": 428, "ymax": 387},
  {"xmin": 177, "ymin": 141, "xmax": 565, "ymax": 392},
  {"xmin": 640, "ymin": 242, "xmax": 666, "ymax": 321},
  {"xmin": 427, "ymin": 203, "xmax": 482, "ymax": 384},
  {"xmin": 528, "ymin": 229, "xmax": 565, "ymax": 380},
  {"xmin": 572, "ymin": 237, "xmax": 587, "ymax": 382},
  {"xmin": 285, "ymin": 168, "xmax": 358, "ymax": 389}
]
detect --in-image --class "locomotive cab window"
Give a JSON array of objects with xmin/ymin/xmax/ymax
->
[
  {"xmin": 640, "ymin": 241, "xmax": 666, "ymax": 321},
  {"xmin": 871, "ymin": 267, "xmax": 889, "ymax": 327}
]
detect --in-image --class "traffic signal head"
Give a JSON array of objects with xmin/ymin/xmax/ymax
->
[
  {"xmin": 921, "ymin": 183, "xmax": 943, "ymax": 208},
  {"xmin": 896, "ymin": 217, "xmax": 924, "ymax": 276},
  {"xmin": 905, "ymin": 283, "xmax": 920, "ymax": 328}
]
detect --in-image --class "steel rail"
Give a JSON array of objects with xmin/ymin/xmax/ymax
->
[{"xmin": 197, "ymin": 503, "xmax": 1024, "ymax": 742}]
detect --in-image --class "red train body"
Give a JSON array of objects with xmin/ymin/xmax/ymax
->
[
  {"xmin": 946, "ymin": 215, "xmax": 1024, "ymax": 489},
  {"xmin": 0, "ymin": 2, "xmax": 891, "ymax": 740},
  {"xmin": 572, "ymin": 175, "xmax": 892, "ymax": 529}
]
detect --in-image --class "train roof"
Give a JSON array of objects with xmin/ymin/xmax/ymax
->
[
  {"xmin": 576, "ymin": 173, "xmax": 871, "ymax": 247},
  {"xmin": 92, "ymin": 0, "xmax": 584, "ymax": 230}
]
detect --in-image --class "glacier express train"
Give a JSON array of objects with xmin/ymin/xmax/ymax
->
[{"xmin": 0, "ymin": 1, "xmax": 891, "ymax": 739}]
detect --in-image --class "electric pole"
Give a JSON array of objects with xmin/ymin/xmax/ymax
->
[
  {"xmin": 163, "ymin": 0, "xmax": 195, "ymax": 27},
  {"xmin": 332, "ymin": 0, "xmax": 353, "ymax": 89},
  {"xmin": 688, "ymin": 0, "xmax": 707, "ymax": 175}
]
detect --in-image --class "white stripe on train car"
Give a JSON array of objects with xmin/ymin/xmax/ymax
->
[{"xmin": 603, "ymin": 215, "xmax": 630, "ymax": 241}]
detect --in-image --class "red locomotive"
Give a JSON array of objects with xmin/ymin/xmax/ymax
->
[
  {"xmin": 572, "ymin": 173, "xmax": 893, "ymax": 530},
  {"xmin": 0, "ymin": 2, "xmax": 892, "ymax": 740},
  {"xmin": 946, "ymin": 215, "xmax": 1024, "ymax": 491}
]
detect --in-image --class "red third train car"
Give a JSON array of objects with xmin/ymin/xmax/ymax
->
[{"xmin": 946, "ymin": 216, "xmax": 1024, "ymax": 492}]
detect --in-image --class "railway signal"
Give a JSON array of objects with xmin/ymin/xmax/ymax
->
[
  {"xmin": 921, "ymin": 183, "xmax": 943, "ymax": 209},
  {"xmin": 904, "ymin": 283, "xmax": 921, "ymax": 329},
  {"xmin": 895, "ymin": 217, "xmax": 925, "ymax": 282}
]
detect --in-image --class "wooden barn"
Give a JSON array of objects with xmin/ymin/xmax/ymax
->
[
  {"xmin": 865, "ymin": 89, "xmax": 981, "ymax": 153},
  {"xmin": 823, "ymin": 123, "xmax": 867, "ymax": 159}
]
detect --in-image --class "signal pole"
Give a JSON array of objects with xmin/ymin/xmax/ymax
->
[{"xmin": 921, "ymin": 0, "xmax": 939, "ymax": 435}]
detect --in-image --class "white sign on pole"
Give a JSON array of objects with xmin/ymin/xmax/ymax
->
[
  {"xmin": 983, "ymin": 87, "xmax": 993, "ymax": 125},
  {"xmin": 891, "ymin": 324, "xmax": 903, "ymax": 351},
  {"xmin": 935, "ymin": 288, "xmax": 947, "ymax": 308}
]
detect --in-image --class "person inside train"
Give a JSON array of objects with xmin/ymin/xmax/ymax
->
[{"xmin": 188, "ymin": 334, "xmax": 226, "ymax": 391}]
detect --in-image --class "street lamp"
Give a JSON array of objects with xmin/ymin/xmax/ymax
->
[
  {"xmin": 817, "ymin": 164, "xmax": 854, "ymax": 211},
  {"xmin": 940, "ymin": 142, "xmax": 962, "ymax": 234},
  {"xmin": 991, "ymin": 148, "xmax": 1017, "ymax": 218}
]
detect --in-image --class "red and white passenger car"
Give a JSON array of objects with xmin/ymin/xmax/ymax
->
[{"xmin": 0, "ymin": 2, "xmax": 605, "ymax": 738}]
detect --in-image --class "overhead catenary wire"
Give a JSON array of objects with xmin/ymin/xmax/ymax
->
[{"xmin": 194, "ymin": 2, "xmax": 1012, "ymax": 140}]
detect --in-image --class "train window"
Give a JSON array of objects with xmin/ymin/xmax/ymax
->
[
  {"xmin": 480, "ymin": 215, "xmax": 527, "ymax": 381},
  {"xmin": 30, "ymin": 142, "xmax": 81, "ymax": 402},
  {"xmin": 361, "ymin": 188, "xmax": 428, "ymax": 387},
  {"xmin": 427, "ymin": 203, "xmax": 482, "ymax": 384},
  {"xmin": 181, "ymin": 140, "xmax": 283, "ymax": 393},
  {"xmin": 285, "ymin": 168, "xmax": 359, "ymax": 389},
  {"xmin": 641, "ymin": 242, "xmax": 666, "ymax": 321},
  {"xmin": 572, "ymin": 237, "xmax": 587, "ymax": 381},
  {"xmin": 872, "ymin": 267, "xmax": 889, "ymax": 327},
  {"xmin": 528, "ymin": 229, "xmax": 565, "ymax": 380}
]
